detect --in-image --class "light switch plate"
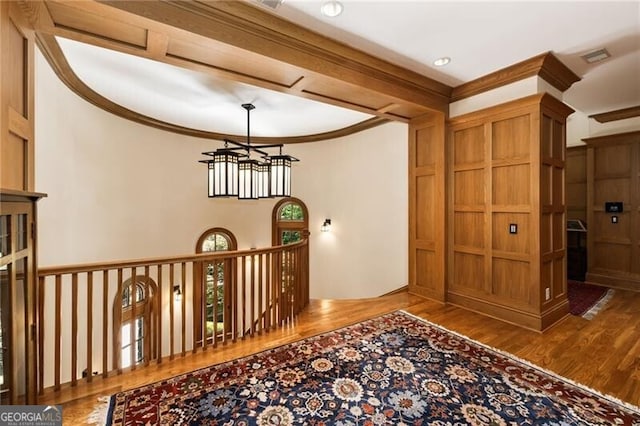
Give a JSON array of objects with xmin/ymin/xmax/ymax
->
[{"xmin": 509, "ymin": 224, "xmax": 517, "ymax": 234}]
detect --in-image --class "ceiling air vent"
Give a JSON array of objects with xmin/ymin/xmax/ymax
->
[
  {"xmin": 256, "ymin": 0, "xmax": 284, "ymax": 10},
  {"xmin": 581, "ymin": 48, "xmax": 611, "ymax": 64}
]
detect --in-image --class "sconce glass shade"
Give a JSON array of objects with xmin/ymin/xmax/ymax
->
[
  {"xmin": 270, "ymin": 155, "xmax": 292, "ymax": 197},
  {"xmin": 173, "ymin": 285, "xmax": 182, "ymax": 302},
  {"xmin": 206, "ymin": 149, "xmax": 240, "ymax": 197},
  {"xmin": 238, "ymin": 159, "xmax": 260, "ymax": 200},
  {"xmin": 321, "ymin": 218, "xmax": 332, "ymax": 232},
  {"xmin": 257, "ymin": 162, "xmax": 271, "ymax": 198}
]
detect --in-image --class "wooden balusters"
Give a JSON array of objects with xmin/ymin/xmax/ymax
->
[
  {"xmin": 180, "ymin": 263, "xmax": 186, "ymax": 357},
  {"xmin": 129, "ymin": 267, "xmax": 136, "ymax": 371},
  {"xmin": 71, "ymin": 273, "xmax": 78, "ymax": 385},
  {"xmin": 211, "ymin": 260, "xmax": 217, "ymax": 348},
  {"xmin": 169, "ymin": 263, "xmax": 175, "ymax": 360},
  {"xmin": 115, "ymin": 269, "xmax": 122, "ymax": 373},
  {"xmin": 36, "ymin": 240, "xmax": 308, "ymax": 394},
  {"xmin": 152, "ymin": 264, "xmax": 158, "ymax": 370},
  {"xmin": 38, "ymin": 276, "xmax": 44, "ymax": 395},
  {"xmin": 86, "ymin": 272, "xmax": 93, "ymax": 382},
  {"xmin": 102, "ymin": 270, "xmax": 108, "ymax": 378},
  {"xmin": 54, "ymin": 275, "xmax": 61, "ymax": 390}
]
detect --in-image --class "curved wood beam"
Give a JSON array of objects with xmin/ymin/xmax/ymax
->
[{"xmin": 36, "ymin": 32, "xmax": 390, "ymax": 144}]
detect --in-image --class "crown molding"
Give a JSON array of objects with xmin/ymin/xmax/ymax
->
[
  {"xmin": 582, "ymin": 130, "xmax": 640, "ymax": 147},
  {"xmin": 589, "ymin": 105, "xmax": 640, "ymax": 123},
  {"xmin": 451, "ymin": 52, "xmax": 580, "ymax": 102}
]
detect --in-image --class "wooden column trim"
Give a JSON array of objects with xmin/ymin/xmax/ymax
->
[{"xmin": 451, "ymin": 52, "xmax": 580, "ymax": 102}]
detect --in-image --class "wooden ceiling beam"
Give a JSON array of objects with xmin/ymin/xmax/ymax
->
[{"xmin": 97, "ymin": 0, "xmax": 451, "ymax": 113}]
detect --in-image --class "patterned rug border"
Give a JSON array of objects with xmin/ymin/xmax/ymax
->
[
  {"xmin": 582, "ymin": 288, "xmax": 615, "ymax": 319},
  {"xmin": 399, "ymin": 309, "xmax": 640, "ymax": 415},
  {"xmin": 104, "ymin": 309, "xmax": 640, "ymax": 424}
]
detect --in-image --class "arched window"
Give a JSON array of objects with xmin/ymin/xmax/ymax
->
[
  {"xmin": 272, "ymin": 198, "xmax": 309, "ymax": 318},
  {"xmin": 272, "ymin": 198, "xmax": 309, "ymax": 246},
  {"xmin": 113, "ymin": 276, "xmax": 157, "ymax": 369},
  {"xmin": 195, "ymin": 228, "xmax": 237, "ymax": 345}
]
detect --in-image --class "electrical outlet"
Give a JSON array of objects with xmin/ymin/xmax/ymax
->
[
  {"xmin": 611, "ymin": 216, "xmax": 618, "ymax": 224},
  {"xmin": 545, "ymin": 287, "xmax": 550, "ymax": 300}
]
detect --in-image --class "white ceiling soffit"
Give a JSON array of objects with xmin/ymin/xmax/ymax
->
[
  {"xmin": 277, "ymin": 1, "xmax": 640, "ymax": 115},
  {"xmin": 56, "ymin": 36, "xmax": 374, "ymax": 138}
]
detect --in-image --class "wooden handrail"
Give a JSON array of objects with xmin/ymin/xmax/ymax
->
[
  {"xmin": 36, "ymin": 240, "xmax": 309, "ymax": 395},
  {"xmin": 38, "ymin": 240, "xmax": 306, "ymax": 275}
]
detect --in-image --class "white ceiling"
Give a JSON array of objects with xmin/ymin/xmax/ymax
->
[
  {"xmin": 57, "ymin": 37, "xmax": 374, "ymax": 137},
  {"xmin": 57, "ymin": 1, "xmax": 640, "ymax": 137}
]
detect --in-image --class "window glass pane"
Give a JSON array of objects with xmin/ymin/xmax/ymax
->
[
  {"xmin": 202, "ymin": 235, "xmax": 217, "ymax": 252},
  {"xmin": 14, "ymin": 258, "xmax": 26, "ymax": 396},
  {"xmin": 0, "ymin": 265, "xmax": 6, "ymax": 392},
  {"xmin": 121, "ymin": 335, "xmax": 131, "ymax": 369},
  {"xmin": 0, "ymin": 216, "xmax": 9, "ymax": 260},
  {"xmin": 136, "ymin": 318, "xmax": 144, "ymax": 363},
  {"xmin": 136, "ymin": 284, "xmax": 145, "ymax": 303},
  {"xmin": 122, "ymin": 319, "xmax": 145, "ymax": 367},
  {"xmin": 205, "ymin": 281, "xmax": 225, "ymax": 338},
  {"xmin": 122, "ymin": 286, "xmax": 131, "ymax": 308},
  {"xmin": 279, "ymin": 203, "xmax": 304, "ymax": 221},
  {"xmin": 122, "ymin": 323, "xmax": 131, "ymax": 344},
  {"xmin": 214, "ymin": 235, "xmax": 228, "ymax": 251},
  {"xmin": 122, "ymin": 283, "xmax": 145, "ymax": 308},
  {"xmin": 202, "ymin": 233, "xmax": 230, "ymax": 252},
  {"xmin": 17, "ymin": 215, "xmax": 27, "ymax": 251},
  {"xmin": 282, "ymin": 231, "xmax": 302, "ymax": 245}
]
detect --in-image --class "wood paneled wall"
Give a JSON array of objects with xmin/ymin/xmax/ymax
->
[
  {"xmin": 446, "ymin": 94, "xmax": 573, "ymax": 331},
  {"xmin": 408, "ymin": 113, "xmax": 446, "ymax": 301},
  {"xmin": 1, "ymin": 1, "xmax": 35, "ymax": 192},
  {"xmin": 584, "ymin": 131, "xmax": 640, "ymax": 291},
  {"xmin": 1, "ymin": 3, "xmax": 41, "ymax": 404},
  {"xmin": 566, "ymin": 146, "xmax": 587, "ymax": 223}
]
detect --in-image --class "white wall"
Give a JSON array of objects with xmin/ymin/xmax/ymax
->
[{"xmin": 35, "ymin": 48, "xmax": 408, "ymax": 300}]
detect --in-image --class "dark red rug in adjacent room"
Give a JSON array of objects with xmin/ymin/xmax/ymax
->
[{"xmin": 567, "ymin": 280, "xmax": 613, "ymax": 319}]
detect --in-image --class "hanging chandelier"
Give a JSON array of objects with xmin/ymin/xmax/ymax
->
[{"xmin": 199, "ymin": 103, "xmax": 299, "ymax": 199}]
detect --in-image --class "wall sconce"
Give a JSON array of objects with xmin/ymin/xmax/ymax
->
[
  {"xmin": 173, "ymin": 285, "xmax": 182, "ymax": 302},
  {"xmin": 321, "ymin": 219, "xmax": 332, "ymax": 232}
]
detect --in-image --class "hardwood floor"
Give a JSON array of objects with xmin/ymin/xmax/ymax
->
[{"xmin": 49, "ymin": 289, "xmax": 640, "ymax": 424}]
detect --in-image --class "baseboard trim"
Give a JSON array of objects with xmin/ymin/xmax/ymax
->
[
  {"xmin": 380, "ymin": 285, "xmax": 409, "ymax": 296},
  {"xmin": 586, "ymin": 272, "xmax": 640, "ymax": 293},
  {"xmin": 445, "ymin": 292, "xmax": 569, "ymax": 332}
]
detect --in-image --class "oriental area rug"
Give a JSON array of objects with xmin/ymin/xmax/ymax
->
[
  {"xmin": 567, "ymin": 280, "xmax": 614, "ymax": 319},
  {"xmin": 106, "ymin": 311, "xmax": 640, "ymax": 425}
]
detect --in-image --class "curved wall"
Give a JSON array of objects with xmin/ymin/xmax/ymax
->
[{"xmin": 34, "ymin": 48, "xmax": 408, "ymax": 299}]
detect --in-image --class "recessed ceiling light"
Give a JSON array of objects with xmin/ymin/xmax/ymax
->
[
  {"xmin": 321, "ymin": 0, "xmax": 343, "ymax": 17},
  {"xmin": 256, "ymin": 0, "xmax": 284, "ymax": 10},
  {"xmin": 581, "ymin": 48, "xmax": 611, "ymax": 64},
  {"xmin": 433, "ymin": 57, "xmax": 451, "ymax": 67}
]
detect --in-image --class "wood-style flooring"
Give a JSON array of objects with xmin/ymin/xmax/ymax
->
[{"xmin": 46, "ymin": 289, "xmax": 640, "ymax": 424}]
